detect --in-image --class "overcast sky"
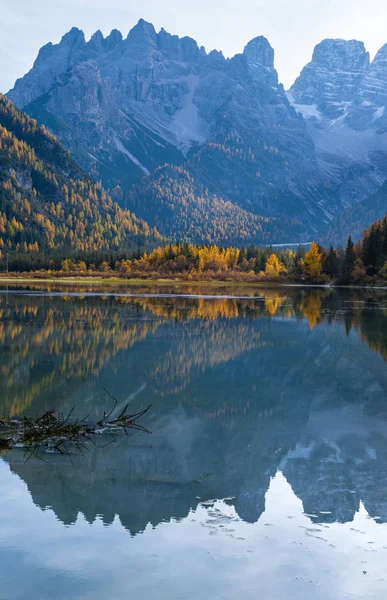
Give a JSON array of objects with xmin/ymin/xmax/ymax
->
[{"xmin": 1, "ymin": 0, "xmax": 387, "ymax": 93}]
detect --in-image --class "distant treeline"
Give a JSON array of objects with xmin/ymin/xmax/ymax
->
[{"xmin": 2, "ymin": 216, "xmax": 387, "ymax": 285}]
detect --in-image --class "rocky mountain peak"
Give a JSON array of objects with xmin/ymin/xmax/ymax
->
[
  {"xmin": 33, "ymin": 28, "xmax": 85, "ymax": 68},
  {"xmin": 60, "ymin": 26, "xmax": 86, "ymax": 47},
  {"xmin": 243, "ymin": 36, "xmax": 278, "ymax": 85},
  {"xmin": 312, "ymin": 38, "xmax": 369, "ymax": 68},
  {"xmin": 11, "ymin": 26, "xmax": 88, "ymax": 107},
  {"xmin": 156, "ymin": 27, "xmax": 202, "ymax": 62},
  {"xmin": 207, "ymin": 49, "xmax": 225, "ymax": 67},
  {"xmin": 126, "ymin": 19, "xmax": 157, "ymax": 47},
  {"xmin": 287, "ymin": 37, "xmax": 387, "ymax": 221},
  {"xmin": 88, "ymin": 30, "xmax": 104, "ymax": 51},
  {"xmin": 290, "ymin": 38, "xmax": 370, "ymax": 118},
  {"xmin": 179, "ymin": 36, "xmax": 203, "ymax": 62},
  {"xmin": 104, "ymin": 29, "xmax": 123, "ymax": 51},
  {"xmin": 243, "ymin": 36, "xmax": 274, "ymax": 68}
]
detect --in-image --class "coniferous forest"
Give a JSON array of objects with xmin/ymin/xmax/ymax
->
[{"xmin": 0, "ymin": 94, "xmax": 162, "ymax": 261}]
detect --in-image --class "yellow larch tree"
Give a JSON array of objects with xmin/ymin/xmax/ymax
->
[
  {"xmin": 265, "ymin": 254, "xmax": 287, "ymax": 277},
  {"xmin": 304, "ymin": 242, "xmax": 322, "ymax": 279}
]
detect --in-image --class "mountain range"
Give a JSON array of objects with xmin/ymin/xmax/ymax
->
[{"xmin": 6, "ymin": 20, "xmax": 387, "ymax": 245}]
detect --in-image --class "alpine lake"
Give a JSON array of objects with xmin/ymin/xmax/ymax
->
[{"xmin": 0, "ymin": 283, "xmax": 387, "ymax": 600}]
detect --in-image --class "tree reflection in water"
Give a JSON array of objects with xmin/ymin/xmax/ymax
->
[{"xmin": 1, "ymin": 284, "xmax": 387, "ymax": 536}]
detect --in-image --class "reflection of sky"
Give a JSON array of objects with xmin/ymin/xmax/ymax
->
[{"xmin": 0, "ymin": 462, "xmax": 386, "ymax": 600}]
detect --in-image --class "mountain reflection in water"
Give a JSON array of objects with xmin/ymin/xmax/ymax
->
[{"xmin": 0, "ymin": 285, "xmax": 387, "ymax": 599}]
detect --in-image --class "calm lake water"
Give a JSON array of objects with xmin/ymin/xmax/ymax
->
[{"xmin": 1, "ymin": 284, "xmax": 387, "ymax": 599}]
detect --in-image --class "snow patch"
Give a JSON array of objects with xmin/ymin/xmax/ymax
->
[
  {"xmin": 113, "ymin": 136, "xmax": 150, "ymax": 175},
  {"xmin": 286, "ymin": 92, "xmax": 322, "ymax": 120},
  {"xmin": 87, "ymin": 152, "xmax": 101, "ymax": 163},
  {"xmin": 169, "ymin": 74, "xmax": 209, "ymax": 153},
  {"xmin": 121, "ymin": 82, "xmax": 208, "ymax": 157},
  {"xmin": 294, "ymin": 104, "xmax": 322, "ymax": 120},
  {"xmin": 373, "ymin": 105, "xmax": 385, "ymax": 121}
]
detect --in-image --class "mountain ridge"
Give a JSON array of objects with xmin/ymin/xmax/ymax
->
[
  {"xmin": 7, "ymin": 21, "xmax": 333, "ymax": 244},
  {"xmin": 7, "ymin": 21, "xmax": 387, "ymax": 245}
]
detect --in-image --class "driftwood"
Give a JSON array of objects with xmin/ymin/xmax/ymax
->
[{"xmin": 0, "ymin": 390, "xmax": 152, "ymax": 460}]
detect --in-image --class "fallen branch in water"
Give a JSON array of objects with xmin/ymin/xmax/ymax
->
[{"xmin": 0, "ymin": 395, "xmax": 152, "ymax": 458}]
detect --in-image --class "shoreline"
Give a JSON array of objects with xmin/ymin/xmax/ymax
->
[
  {"xmin": 0, "ymin": 276, "xmax": 302, "ymax": 287},
  {"xmin": 0, "ymin": 276, "xmax": 386, "ymax": 291}
]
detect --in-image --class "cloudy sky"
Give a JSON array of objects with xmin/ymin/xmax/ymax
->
[{"xmin": 1, "ymin": 0, "xmax": 387, "ymax": 93}]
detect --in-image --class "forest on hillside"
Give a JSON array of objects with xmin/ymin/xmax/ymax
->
[{"xmin": 0, "ymin": 94, "xmax": 162, "ymax": 257}]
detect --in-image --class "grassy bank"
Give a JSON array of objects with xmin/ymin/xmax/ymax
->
[
  {"xmin": 0, "ymin": 275, "xmax": 295, "ymax": 288},
  {"xmin": 1, "ymin": 275, "xmax": 385, "ymax": 292}
]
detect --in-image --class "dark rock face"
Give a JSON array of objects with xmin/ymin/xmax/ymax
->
[{"xmin": 8, "ymin": 24, "xmax": 387, "ymax": 243}]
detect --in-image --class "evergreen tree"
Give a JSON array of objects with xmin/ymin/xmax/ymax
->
[
  {"xmin": 342, "ymin": 236, "xmax": 356, "ymax": 281},
  {"xmin": 382, "ymin": 217, "xmax": 387, "ymax": 257},
  {"xmin": 363, "ymin": 224, "xmax": 383, "ymax": 273},
  {"xmin": 324, "ymin": 245, "xmax": 340, "ymax": 278}
]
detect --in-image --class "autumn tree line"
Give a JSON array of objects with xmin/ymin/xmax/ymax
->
[{"xmin": 2, "ymin": 216, "xmax": 387, "ymax": 285}]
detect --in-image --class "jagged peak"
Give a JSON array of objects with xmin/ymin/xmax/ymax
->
[
  {"xmin": 124, "ymin": 21, "xmax": 204, "ymax": 61},
  {"xmin": 104, "ymin": 29, "xmax": 123, "ymax": 50},
  {"xmin": 32, "ymin": 28, "xmax": 86, "ymax": 67},
  {"xmin": 243, "ymin": 36, "xmax": 274, "ymax": 69},
  {"xmin": 180, "ymin": 35, "xmax": 203, "ymax": 59},
  {"xmin": 90, "ymin": 30, "xmax": 104, "ymax": 41},
  {"xmin": 60, "ymin": 27, "xmax": 86, "ymax": 46},
  {"xmin": 87, "ymin": 30, "xmax": 104, "ymax": 50},
  {"xmin": 208, "ymin": 49, "xmax": 225, "ymax": 61},
  {"xmin": 126, "ymin": 19, "xmax": 157, "ymax": 44},
  {"xmin": 106, "ymin": 28, "xmax": 122, "ymax": 42},
  {"xmin": 157, "ymin": 27, "xmax": 180, "ymax": 51},
  {"xmin": 159, "ymin": 26, "xmax": 177, "ymax": 39}
]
